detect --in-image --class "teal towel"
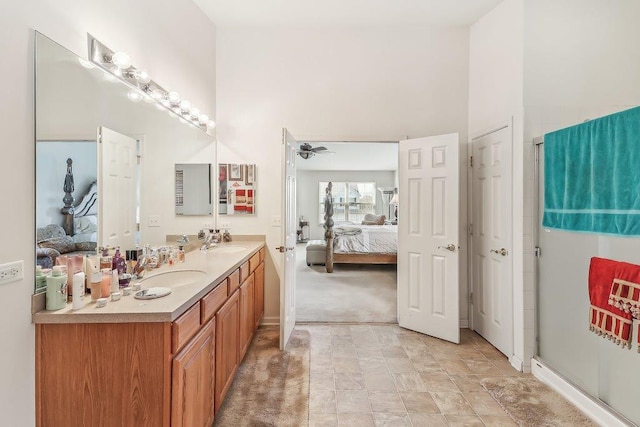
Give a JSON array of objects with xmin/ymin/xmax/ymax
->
[{"xmin": 543, "ymin": 106, "xmax": 640, "ymax": 236}]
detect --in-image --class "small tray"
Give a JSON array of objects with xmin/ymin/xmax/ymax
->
[{"xmin": 134, "ymin": 287, "xmax": 172, "ymax": 300}]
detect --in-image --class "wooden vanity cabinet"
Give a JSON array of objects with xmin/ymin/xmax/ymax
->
[
  {"xmin": 214, "ymin": 289, "xmax": 240, "ymax": 412},
  {"xmin": 171, "ymin": 318, "xmax": 216, "ymax": 427},
  {"xmin": 239, "ymin": 273, "xmax": 255, "ymax": 360},
  {"xmin": 254, "ymin": 262, "xmax": 265, "ymax": 328}
]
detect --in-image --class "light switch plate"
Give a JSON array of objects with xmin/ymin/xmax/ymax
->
[
  {"xmin": 271, "ymin": 215, "xmax": 282, "ymax": 227},
  {"xmin": 148, "ymin": 215, "xmax": 161, "ymax": 227}
]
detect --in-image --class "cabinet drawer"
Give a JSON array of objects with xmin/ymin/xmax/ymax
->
[
  {"xmin": 201, "ymin": 282, "xmax": 228, "ymax": 324},
  {"xmin": 227, "ymin": 268, "xmax": 240, "ymax": 295},
  {"xmin": 239, "ymin": 261, "xmax": 249, "ymax": 284},
  {"xmin": 249, "ymin": 252, "xmax": 261, "ymax": 273},
  {"xmin": 259, "ymin": 247, "xmax": 265, "ymax": 263},
  {"xmin": 172, "ymin": 303, "xmax": 201, "ymax": 354}
]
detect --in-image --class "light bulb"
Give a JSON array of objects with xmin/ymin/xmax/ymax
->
[
  {"xmin": 161, "ymin": 99, "xmax": 172, "ymax": 108},
  {"xmin": 168, "ymin": 91, "xmax": 180, "ymax": 104},
  {"xmin": 111, "ymin": 66, "xmax": 122, "ymax": 77},
  {"xmin": 151, "ymin": 91, "xmax": 164, "ymax": 100},
  {"xmin": 143, "ymin": 94, "xmax": 154, "ymax": 103},
  {"xmin": 112, "ymin": 51, "xmax": 132, "ymax": 69},
  {"xmin": 136, "ymin": 70, "xmax": 151, "ymax": 84},
  {"xmin": 127, "ymin": 91, "xmax": 143, "ymax": 102},
  {"xmin": 168, "ymin": 111, "xmax": 178, "ymax": 119},
  {"xmin": 78, "ymin": 58, "xmax": 95, "ymax": 69},
  {"xmin": 173, "ymin": 107, "xmax": 182, "ymax": 115},
  {"xmin": 190, "ymin": 107, "xmax": 200, "ymax": 118},
  {"xmin": 155, "ymin": 103, "xmax": 165, "ymax": 111},
  {"xmin": 179, "ymin": 100, "xmax": 191, "ymax": 112},
  {"xmin": 104, "ymin": 72, "xmax": 118, "ymax": 83},
  {"xmin": 198, "ymin": 114, "xmax": 209, "ymax": 124},
  {"xmin": 207, "ymin": 120, "xmax": 216, "ymax": 129}
]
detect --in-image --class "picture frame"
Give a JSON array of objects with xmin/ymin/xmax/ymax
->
[
  {"xmin": 245, "ymin": 164, "xmax": 255, "ymax": 185},
  {"xmin": 229, "ymin": 163, "xmax": 243, "ymax": 181}
]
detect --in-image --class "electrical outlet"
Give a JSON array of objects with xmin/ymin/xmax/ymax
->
[
  {"xmin": 220, "ymin": 222, "xmax": 231, "ymax": 229},
  {"xmin": 148, "ymin": 215, "xmax": 161, "ymax": 227},
  {"xmin": 0, "ymin": 260, "xmax": 24, "ymax": 286},
  {"xmin": 271, "ymin": 215, "xmax": 282, "ymax": 227}
]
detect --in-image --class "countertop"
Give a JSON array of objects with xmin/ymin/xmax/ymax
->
[{"xmin": 33, "ymin": 241, "xmax": 265, "ymax": 324}]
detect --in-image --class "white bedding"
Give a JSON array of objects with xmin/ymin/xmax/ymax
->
[{"xmin": 333, "ymin": 224, "xmax": 397, "ymax": 254}]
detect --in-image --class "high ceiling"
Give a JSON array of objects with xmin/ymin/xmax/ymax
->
[{"xmin": 194, "ymin": 0, "xmax": 503, "ymax": 28}]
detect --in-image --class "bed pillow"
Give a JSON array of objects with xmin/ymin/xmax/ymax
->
[
  {"xmin": 74, "ymin": 181, "xmax": 98, "ymax": 217},
  {"xmin": 362, "ymin": 214, "xmax": 386, "ymax": 225},
  {"xmin": 38, "ymin": 236, "xmax": 76, "ymax": 254},
  {"xmin": 74, "ymin": 215, "xmax": 98, "ymax": 233}
]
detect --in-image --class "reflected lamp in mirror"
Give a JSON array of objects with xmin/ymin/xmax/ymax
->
[
  {"xmin": 175, "ymin": 164, "xmax": 212, "ymax": 216},
  {"xmin": 389, "ymin": 193, "xmax": 399, "ymax": 222},
  {"xmin": 218, "ymin": 164, "xmax": 256, "ymax": 215}
]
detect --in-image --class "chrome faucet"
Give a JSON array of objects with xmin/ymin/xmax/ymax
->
[
  {"xmin": 177, "ymin": 234, "xmax": 190, "ymax": 245},
  {"xmin": 200, "ymin": 234, "xmax": 214, "ymax": 251}
]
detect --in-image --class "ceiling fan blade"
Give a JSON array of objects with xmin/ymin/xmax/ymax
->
[
  {"xmin": 311, "ymin": 146, "xmax": 328, "ymax": 152},
  {"xmin": 315, "ymin": 150, "xmax": 335, "ymax": 154}
]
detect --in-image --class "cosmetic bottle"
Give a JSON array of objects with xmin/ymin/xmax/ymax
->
[
  {"xmin": 35, "ymin": 266, "xmax": 47, "ymax": 293},
  {"xmin": 101, "ymin": 269, "xmax": 112, "ymax": 298},
  {"xmin": 223, "ymin": 229, "xmax": 232, "ymax": 242},
  {"xmin": 112, "ymin": 247, "xmax": 126, "ymax": 276},
  {"xmin": 110, "ymin": 270, "xmax": 119, "ymax": 294},
  {"xmin": 85, "ymin": 255, "xmax": 100, "ymax": 292},
  {"xmin": 212, "ymin": 229, "xmax": 221, "ymax": 244},
  {"xmin": 72, "ymin": 272, "xmax": 86, "ymax": 310},
  {"xmin": 177, "ymin": 246, "xmax": 185, "ymax": 263},
  {"xmin": 46, "ymin": 266, "xmax": 68, "ymax": 311},
  {"xmin": 99, "ymin": 247, "xmax": 112, "ymax": 270},
  {"xmin": 90, "ymin": 271, "xmax": 102, "ymax": 302}
]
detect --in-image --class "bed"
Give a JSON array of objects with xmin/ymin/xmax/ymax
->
[{"xmin": 323, "ymin": 182, "xmax": 397, "ymax": 273}]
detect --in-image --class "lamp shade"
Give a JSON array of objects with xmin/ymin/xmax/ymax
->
[{"xmin": 389, "ymin": 194, "xmax": 399, "ymax": 205}]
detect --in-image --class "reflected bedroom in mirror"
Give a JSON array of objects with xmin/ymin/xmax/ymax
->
[
  {"xmin": 34, "ymin": 31, "xmax": 215, "ymax": 293},
  {"xmin": 218, "ymin": 163, "xmax": 256, "ymax": 215}
]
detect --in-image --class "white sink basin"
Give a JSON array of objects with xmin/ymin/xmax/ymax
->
[
  {"xmin": 209, "ymin": 245, "xmax": 247, "ymax": 254},
  {"xmin": 139, "ymin": 269, "xmax": 206, "ymax": 287}
]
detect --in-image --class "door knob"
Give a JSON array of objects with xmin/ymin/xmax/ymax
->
[
  {"xmin": 437, "ymin": 244, "xmax": 457, "ymax": 252},
  {"xmin": 490, "ymin": 248, "xmax": 508, "ymax": 256},
  {"xmin": 275, "ymin": 246, "xmax": 295, "ymax": 253}
]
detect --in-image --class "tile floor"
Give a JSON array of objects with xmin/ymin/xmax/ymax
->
[{"xmin": 296, "ymin": 324, "xmax": 528, "ymax": 427}]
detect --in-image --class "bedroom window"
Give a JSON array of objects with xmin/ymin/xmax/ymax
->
[{"xmin": 319, "ymin": 181, "xmax": 376, "ymax": 223}]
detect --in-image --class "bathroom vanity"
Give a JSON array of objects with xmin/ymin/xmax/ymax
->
[{"xmin": 34, "ymin": 242, "xmax": 266, "ymax": 427}]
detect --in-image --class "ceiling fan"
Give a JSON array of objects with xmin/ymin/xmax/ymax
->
[{"xmin": 296, "ymin": 143, "xmax": 335, "ymax": 159}]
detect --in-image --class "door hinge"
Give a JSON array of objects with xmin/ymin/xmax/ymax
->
[
  {"xmin": 469, "ymin": 156, "xmax": 473, "ymax": 167},
  {"xmin": 469, "ymin": 292, "xmax": 473, "ymax": 304},
  {"xmin": 468, "ymin": 224, "xmax": 473, "ymax": 236},
  {"xmin": 534, "ymin": 247, "xmax": 542, "ymax": 257}
]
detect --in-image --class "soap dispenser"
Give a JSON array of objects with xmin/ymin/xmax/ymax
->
[{"xmin": 46, "ymin": 266, "xmax": 68, "ymax": 311}]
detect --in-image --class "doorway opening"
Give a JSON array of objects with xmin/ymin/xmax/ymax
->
[{"xmin": 294, "ymin": 141, "xmax": 399, "ymax": 323}]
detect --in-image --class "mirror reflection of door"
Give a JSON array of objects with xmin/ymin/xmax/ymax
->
[{"xmin": 175, "ymin": 163, "xmax": 213, "ymax": 216}]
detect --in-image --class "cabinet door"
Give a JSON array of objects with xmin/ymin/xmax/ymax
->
[
  {"xmin": 172, "ymin": 318, "xmax": 216, "ymax": 427},
  {"xmin": 254, "ymin": 262, "xmax": 265, "ymax": 329},
  {"xmin": 215, "ymin": 290, "xmax": 240, "ymax": 412},
  {"xmin": 239, "ymin": 273, "xmax": 255, "ymax": 360}
]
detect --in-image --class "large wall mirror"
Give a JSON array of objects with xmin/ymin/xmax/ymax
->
[{"xmin": 35, "ymin": 32, "xmax": 215, "ymax": 293}]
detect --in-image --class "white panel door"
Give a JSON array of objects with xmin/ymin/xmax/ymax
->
[
  {"xmin": 98, "ymin": 127, "xmax": 137, "ymax": 250},
  {"xmin": 398, "ymin": 134, "xmax": 459, "ymax": 343},
  {"xmin": 280, "ymin": 129, "xmax": 297, "ymax": 350},
  {"xmin": 471, "ymin": 126, "xmax": 512, "ymax": 356}
]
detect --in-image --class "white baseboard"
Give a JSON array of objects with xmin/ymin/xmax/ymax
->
[
  {"xmin": 531, "ymin": 358, "xmax": 631, "ymax": 427},
  {"xmin": 460, "ymin": 319, "xmax": 469, "ymax": 328},
  {"xmin": 261, "ymin": 316, "xmax": 279, "ymax": 326},
  {"xmin": 509, "ymin": 355, "xmax": 525, "ymax": 372}
]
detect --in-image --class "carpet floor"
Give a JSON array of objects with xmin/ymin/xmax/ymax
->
[
  {"xmin": 213, "ymin": 326, "xmax": 310, "ymax": 426},
  {"xmin": 481, "ymin": 376, "xmax": 598, "ymax": 426},
  {"xmin": 295, "ymin": 245, "xmax": 397, "ymax": 323}
]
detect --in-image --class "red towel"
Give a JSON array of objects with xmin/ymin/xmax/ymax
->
[{"xmin": 588, "ymin": 257, "xmax": 636, "ymax": 348}]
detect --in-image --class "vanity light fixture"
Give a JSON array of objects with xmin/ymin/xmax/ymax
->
[{"xmin": 88, "ymin": 34, "xmax": 216, "ymax": 134}]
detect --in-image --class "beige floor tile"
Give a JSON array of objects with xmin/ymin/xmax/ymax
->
[
  {"xmin": 464, "ymin": 391, "xmax": 506, "ymax": 415},
  {"xmin": 310, "ymin": 412, "xmax": 338, "ymax": 427},
  {"xmin": 407, "ymin": 413, "xmax": 448, "ymax": 426},
  {"xmin": 445, "ymin": 414, "xmax": 485, "ymax": 426},
  {"xmin": 372, "ymin": 412, "xmax": 412, "ymax": 426},
  {"xmin": 410, "ymin": 358, "xmax": 443, "ymax": 374},
  {"xmin": 336, "ymin": 390, "xmax": 371, "ymax": 413},
  {"xmin": 334, "ymin": 357, "xmax": 362, "ymax": 373},
  {"xmin": 480, "ymin": 414, "xmax": 519, "ymax": 426},
  {"xmin": 338, "ymin": 413, "xmax": 375, "ymax": 426},
  {"xmin": 368, "ymin": 392, "xmax": 406, "ymax": 413},
  {"xmin": 310, "ymin": 390, "xmax": 337, "ymax": 414},
  {"xmin": 350, "ymin": 325, "xmax": 373, "ymax": 334},
  {"xmin": 430, "ymin": 347, "xmax": 462, "ymax": 360},
  {"xmin": 381, "ymin": 346, "xmax": 408, "ymax": 358},
  {"xmin": 363, "ymin": 372, "xmax": 397, "ymax": 391},
  {"xmin": 399, "ymin": 392, "xmax": 440, "ymax": 414},
  {"xmin": 438, "ymin": 359, "xmax": 473, "ymax": 375},
  {"xmin": 392, "ymin": 373, "xmax": 428, "ymax": 392},
  {"xmin": 456, "ymin": 347, "xmax": 489, "ymax": 360},
  {"xmin": 358, "ymin": 356, "xmax": 389, "ymax": 373},
  {"xmin": 375, "ymin": 334, "xmax": 401, "ymax": 346},
  {"xmin": 430, "ymin": 392, "xmax": 475, "ymax": 415},
  {"xmin": 397, "ymin": 335, "xmax": 425, "ymax": 348},
  {"xmin": 331, "ymin": 326, "xmax": 354, "ymax": 336},
  {"xmin": 335, "ymin": 373, "xmax": 365, "ymax": 390},
  {"xmin": 403, "ymin": 345, "xmax": 431, "ymax": 359},
  {"xmin": 385, "ymin": 358, "xmax": 416, "ymax": 374},
  {"xmin": 449, "ymin": 374, "xmax": 485, "ymax": 393},
  {"xmin": 312, "ymin": 356, "xmax": 334, "ymax": 372},
  {"xmin": 464, "ymin": 359, "xmax": 503, "ymax": 376},
  {"xmin": 491, "ymin": 358, "xmax": 524, "ymax": 376},
  {"xmin": 419, "ymin": 373, "xmax": 458, "ymax": 392},
  {"xmin": 311, "ymin": 372, "xmax": 336, "ymax": 391},
  {"xmin": 479, "ymin": 346, "xmax": 507, "ymax": 360},
  {"xmin": 333, "ymin": 344, "xmax": 358, "ymax": 358}
]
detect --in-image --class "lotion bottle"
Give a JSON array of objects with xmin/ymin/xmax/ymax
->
[{"xmin": 46, "ymin": 266, "xmax": 68, "ymax": 311}]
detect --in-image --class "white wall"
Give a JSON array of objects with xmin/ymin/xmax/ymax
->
[
  {"xmin": 297, "ymin": 170, "xmax": 396, "ymax": 240},
  {"xmin": 468, "ymin": 0, "xmax": 528, "ymax": 368},
  {"xmin": 216, "ymin": 25, "xmax": 471, "ymax": 325},
  {"xmin": 0, "ymin": 0, "xmax": 215, "ymax": 423}
]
